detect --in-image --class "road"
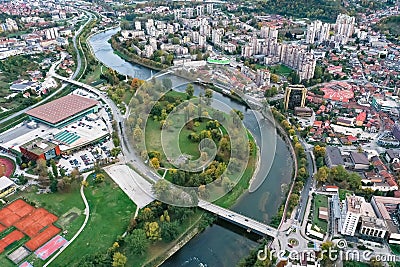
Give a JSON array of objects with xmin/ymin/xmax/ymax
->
[
  {"xmin": 198, "ymin": 200, "xmax": 278, "ymax": 237},
  {"xmin": 295, "ymin": 139, "xmax": 317, "ymax": 223},
  {"xmin": 71, "ymin": 11, "xmax": 93, "ymax": 80},
  {"xmin": 104, "ymin": 164, "xmax": 154, "ymax": 208}
]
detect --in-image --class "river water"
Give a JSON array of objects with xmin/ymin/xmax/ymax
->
[{"xmin": 89, "ymin": 28, "xmax": 293, "ymax": 267}]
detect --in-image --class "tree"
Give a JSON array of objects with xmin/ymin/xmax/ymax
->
[
  {"xmin": 111, "ymin": 147, "xmax": 121, "ymax": 157},
  {"xmin": 126, "ymin": 229, "xmax": 149, "ymax": 255},
  {"xmin": 95, "ymin": 173, "xmax": 105, "ymax": 183},
  {"xmin": 139, "ymin": 207, "xmax": 154, "ymax": 222},
  {"xmin": 133, "ymin": 127, "xmax": 143, "ymax": 142},
  {"xmin": 153, "ymin": 180, "xmax": 171, "ymax": 199},
  {"xmin": 313, "ymin": 145, "xmax": 326, "ymax": 158},
  {"xmin": 204, "ymin": 89, "xmax": 213, "ymax": 105},
  {"xmin": 313, "ymin": 65, "xmax": 323, "ymax": 79},
  {"xmin": 270, "ymin": 74, "xmax": 280, "ymax": 83},
  {"xmin": 112, "ymin": 252, "xmax": 127, "ymax": 267},
  {"xmin": 289, "ymin": 71, "xmax": 301, "ymax": 84},
  {"xmin": 145, "ymin": 221, "xmax": 161, "ymax": 240},
  {"xmin": 36, "ymin": 158, "xmax": 48, "ymax": 177},
  {"xmin": 50, "ymin": 179, "xmax": 58, "ymax": 193},
  {"xmin": 185, "ymin": 84, "xmax": 194, "ymax": 98},
  {"xmin": 161, "ymin": 221, "xmax": 179, "ymax": 242},
  {"xmin": 150, "ymin": 157, "xmax": 160, "ymax": 169},
  {"xmin": 172, "ymin": 37, "xmax": 180, "ymax": 45},
  {"xmin": 329, "ymin": 165, "xmax": 347, "ymax": 182},
  {"xmin": 315, "ymin": 166, "xmax": 329, "ymax": 184}
]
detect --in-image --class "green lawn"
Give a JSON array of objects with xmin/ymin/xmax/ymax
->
[
  {"xmin": 312, "ymin": 194, "xmax": 328, "ymax": 234},
  {"xmin": 0, "ymin": 173, "xmax": 136, "ymax": 267},
  {"xmin": 81, "ymin": 64, "xmax": 104, "ymax": 85},
  {"xmin": 49, "ymin": 174, "xmax": 136, "ymax": 267},
  {"xmin": 268, "ymin": 64, "xmax": 293, "ymax": 77}
]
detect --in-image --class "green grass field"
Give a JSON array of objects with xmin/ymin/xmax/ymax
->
[
  {"xmin": 268, "ymin": 64, "xmax": 293, "ymax": 77},
  {"xmin": 81, "ymin": 64, "xmax": 103, "ymax": 85},
  {"xmin": 312, "ymin": 194, "xmax": 328, "ymax": 234},
  {"xmin": 50, "ymin": 174, "xmax": 136, "ymax": 267},
  {"xmin": 0, "ymin": 173, "xmax": 136, "ymax": 267}
]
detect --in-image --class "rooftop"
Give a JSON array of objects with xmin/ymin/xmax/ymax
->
[
  {"xmin": 0, "ymin": 176, "xmax": 15, "ymax": 191},
  {"xmin": 26, "ymin": 95, "xmax": 98, "ymax": 125},
  {"xmin": 20, "ymin": 137, "xmax": 57, "ymax": 156},
  {"xmin": 350, "ymin": 151, "xmax": 369, "ymax": 165},
  {"xmin": 325, "ymin": 146, "xmax": 344, "ymax": 166}
]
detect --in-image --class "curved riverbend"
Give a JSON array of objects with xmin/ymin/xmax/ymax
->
[{"xmin": 88, "ymin": 29, "xmax": 294, "ymax": 267}]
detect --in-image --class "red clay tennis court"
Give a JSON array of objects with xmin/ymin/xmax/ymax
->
[
  {"xmin": 0, "ymin": 230, "xmax": 25, "ymax": 253},
  {"xmin": 15, "ymin": 209, "xmax": 58, "ymax": 238},
  {"xmin": 25, "ymin": 225, "xmax": 61, "ymax": 251},
  {"xmin": 0, "ymin": 199, "xmax": 62, "ymax": 255},
  {"xmin": 35, "ymin": 235, "xmax": 67, "ymax": 260},
  {"xmin": 0, "ymin": 223, "xmax": 6, "ymax": 233}
]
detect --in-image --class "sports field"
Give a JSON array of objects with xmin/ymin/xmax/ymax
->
[
  {"xmin": 0, "ymin": 156, "xmax": 15, "ymax": 177},
  {"xmin": 35, "ymin": 235, "xmax": 67, "ymax": 260},
  {"xmin": 0, "ymin": 199, "xmax": 61, "ymax": 263}
]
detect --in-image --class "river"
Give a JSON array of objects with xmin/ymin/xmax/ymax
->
[{"xmin": 89, "ymin": 28, "xmax": 293, "ymax": 267}]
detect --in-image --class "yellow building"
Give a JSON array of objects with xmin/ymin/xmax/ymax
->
[{"xmin": 0, "ymin": 176, "xmax": 17, "ymax": 198}]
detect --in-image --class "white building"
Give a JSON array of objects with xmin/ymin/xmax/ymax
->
[
  {"xmin": 256, "ymin": 69, "xmax": 271, "ymax": 87},
  {"xmin": 335, "ymin": 14, "xmax": 356, "ymax": 44},
  {"xmin": 134, "ymin": 21, "xmax": 141, "ymax": 31},
  {"xmin": 45, "ymin": 27, "xmax": 59, "ymax": 40},
  {"xmin": 206, "ymin": 4, "xmax": 214, "ymax": 14},
  {"xmin": 196, "ymin": 5, "xmax": 204, "ymax": 17},
  {"xmin": 341, "ymin": 195, "xmax": 364, "ymax": 236},
  {"xmin": 306, "ymin": 20, "xmax": 330, "ymax": 44},
  {"xmin": 340, "ymin": 195, "xmax": 386, "ymax": 238},
  {"xmin": 212, "ymin": 28, "xmax": 223, "ymax": 45},
  {"xmin": 5, "ymin": 18, "xmax": 18, "ymax": 32}
]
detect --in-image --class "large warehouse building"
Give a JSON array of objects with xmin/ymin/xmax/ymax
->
[{"xmin": 26, "ymin": 95, "xmax": 99, "ymax": 128}]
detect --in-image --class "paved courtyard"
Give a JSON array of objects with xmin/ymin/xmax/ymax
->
[{"xmin": 104, "ymin": 164, "xmax": 154, "ymax": 208}]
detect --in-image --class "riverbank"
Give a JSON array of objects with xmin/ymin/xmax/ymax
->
[
  {"xmin": 109, "ymin": 35, "xmax": 167, "ymax": 71},
  {"xmin": 87, "ymin": 28, "xmax": 296, "ymax": 267}
]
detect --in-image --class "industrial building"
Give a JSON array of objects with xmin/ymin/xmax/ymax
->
[{"xmin": 26, "ymin": 95, "xmax": 99, "ymax": 128}]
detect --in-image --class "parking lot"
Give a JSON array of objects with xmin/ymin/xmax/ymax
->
[{"xmin": 57, "ymin": 139, "xmax": 114, "ymax": 174}]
